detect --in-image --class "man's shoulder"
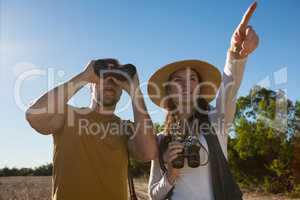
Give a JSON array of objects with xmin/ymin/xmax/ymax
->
[{"xmin": 63, "ymin": 105, "xmax": 89, "ymax": 116}]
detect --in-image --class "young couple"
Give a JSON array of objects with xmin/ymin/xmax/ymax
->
[{"xmin": 25, "ymin": 2, "xmax": 259, "ymax": 200}]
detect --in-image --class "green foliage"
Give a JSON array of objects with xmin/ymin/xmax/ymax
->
[
  {"xmin": 0, "ymin": 164, "xmax": 52, "ymax": 176},
  {"xmin": 229, "ymin": 86, "xmax": 300, "ymax": 196},
  {"xmin": 289, "ymin": 184, "xmax": 300, "ymax": 198},
  {"xmin": 154, "ymin": 123, "xmax": 165, "ymax": 133},
  {"xmin": 32, "ymin": 164, "xmax": 53, "ymax": 176},
  {"xmin": 129, "ymin": 159, "xmax": 151, "ymax": 177}
]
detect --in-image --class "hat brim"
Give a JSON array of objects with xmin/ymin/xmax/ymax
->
[{"xmin": 147, "ymin": 59, "xmax": 222, "ymax": 110}]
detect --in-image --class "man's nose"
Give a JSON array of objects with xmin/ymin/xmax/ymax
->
[{"xmin": 104, "ymin": 77, "xmax": 117, "ymax": 85}]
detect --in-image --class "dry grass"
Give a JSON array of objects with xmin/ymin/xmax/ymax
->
[
  {"xmin": 0, "ymin": 176, "xmax": 299, "ymax": 200},
  {"xmin": 0, "ymin": 176, "xmax": 51, "ymax": 200}
]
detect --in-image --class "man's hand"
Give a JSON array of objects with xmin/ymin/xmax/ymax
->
[
  {"xmin": 81, "ymin": 60, "xmax": 102, "ymax": 84},
  {"xmin": 230, "ymin": 1, "xmax": 259, "ymax": 59}
]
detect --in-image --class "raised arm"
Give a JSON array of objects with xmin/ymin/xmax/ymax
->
[
  {"xmin": 111, "ymin": 73, "xmax": 158, "ymax": 161},
  {"xmin": 212, "ymin": 1, "xmax": 259, "ymax": 154},
  {"xmin": 25, "ymin": 60, "xmax": 99, "ymax": 135}
]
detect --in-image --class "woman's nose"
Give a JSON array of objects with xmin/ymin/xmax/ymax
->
[{"xmin": 179, "ymin": 79, "xmax": 191, "ymax": 90}]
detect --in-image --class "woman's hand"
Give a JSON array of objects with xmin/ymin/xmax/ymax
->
[
  {"xmin": 230, "ymin": 1, "xmax": 259, "ymax": 59},
  {"xmin": 163, "ymin": 141, "xmax": 184, "ymax": 185}
]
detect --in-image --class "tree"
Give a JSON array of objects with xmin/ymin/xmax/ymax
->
[
  {"xmin": 291, "ymin": 101, "xmax": 300, "ymax": 184},
  {"xmin": 229, "ymin": 86, "xmax": 298, "ymax": 193}
]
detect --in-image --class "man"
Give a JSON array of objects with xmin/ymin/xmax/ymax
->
[{"xmin": 25, "ymin": 58, "xmax": 158, "ymax": 200}]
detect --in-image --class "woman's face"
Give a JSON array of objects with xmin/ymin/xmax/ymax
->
[{"xmin": 167, "ymin": 68, "xmax": 200, "ymax": 109}]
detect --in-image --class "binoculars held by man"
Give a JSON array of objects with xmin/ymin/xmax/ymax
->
[{"xmin": 93, "ymin": 59, "xmax": 137, "ymax": 81}]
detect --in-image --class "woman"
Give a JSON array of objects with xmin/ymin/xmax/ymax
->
[{"xmin": 147, "ymin": 2, "xmax": 259, "ymax": 200}]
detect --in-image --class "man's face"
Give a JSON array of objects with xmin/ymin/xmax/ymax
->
[{"xmin": 92, "ymin": 77, "xmax": 122, "ymax": 107}]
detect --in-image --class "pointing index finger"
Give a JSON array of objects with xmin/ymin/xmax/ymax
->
[{"xmin": 239, "ymin": 1, "xmax": 258, "ymax": 29}]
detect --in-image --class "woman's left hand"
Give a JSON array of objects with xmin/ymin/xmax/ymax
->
[{"xmin": 230, "ymin": 1, "xmax": 259, "ymax": 59}]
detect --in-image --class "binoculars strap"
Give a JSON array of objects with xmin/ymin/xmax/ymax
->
[{"xmin": 127, "ymin": 150, "xmax": 138, "ymax": 200}]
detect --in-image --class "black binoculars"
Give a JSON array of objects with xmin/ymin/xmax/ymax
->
[
  {"xmin": 93, "ymin": 59, "xmax": 137, "ymax": 81},
  {"xmin": 165, "ymin": 134, "xmax": 202, "ymax": 169}
]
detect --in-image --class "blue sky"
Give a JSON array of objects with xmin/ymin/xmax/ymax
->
[{"xmin": 0, "ymin": 0, "xmax": 299, "ymax": 168}]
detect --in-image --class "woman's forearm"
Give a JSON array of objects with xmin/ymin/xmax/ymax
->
[{"xmin": 148, "ymin": 160, "xmax": 174, "ymax": 200}]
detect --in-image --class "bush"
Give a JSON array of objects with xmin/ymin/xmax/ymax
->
[
  {"xmin": 289, "ymin": 184, "xmax": 300, "ymax": 198},
  {"xmin": 0, "ymin": 164, "xmax": 52, "ymax": 177},
  {"xmin": 229, "ymin": 86, "xmax": 300, "ymax": 197},
  {"xmin": 129, "ymin": 159, "xmax": 150, "ymax": 178}
]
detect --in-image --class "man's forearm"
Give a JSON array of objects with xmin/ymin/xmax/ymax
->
[
  {"xmin": 27, "ymin": 72, "xmax": 89, "ymax": 114},
  {"xmin": 130, "ymin": 88, "xmax": 158, "ymax": 161}
]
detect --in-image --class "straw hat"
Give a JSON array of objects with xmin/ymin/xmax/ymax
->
[{"xmin": 147, "ymin": 59, "xmax": 222, "ymax": 109}]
